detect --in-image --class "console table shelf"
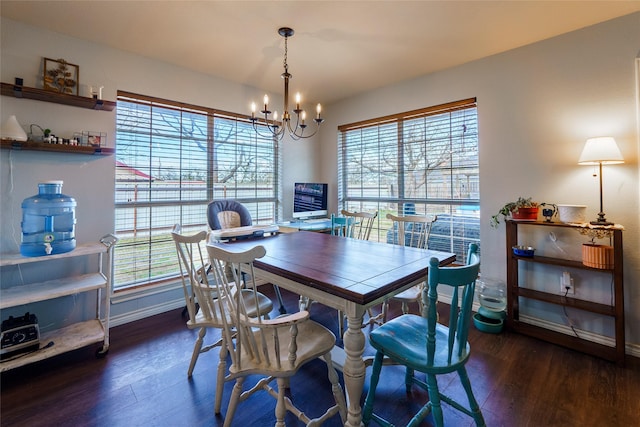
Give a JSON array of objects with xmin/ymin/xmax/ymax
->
[
  {"xmin": 516, "ymin": 288, "xmax": 615, "ymax": 316},
  {"xmin": 1, "ymin": 82, "xmax": 116, "ymax": 111},
  {"xmin": 513, "ymin": 254, "xmax": 613, "ymax": 270},
  {"xmin": 505, "ymin": 220, "xmax": 625, "ymax": 365}
]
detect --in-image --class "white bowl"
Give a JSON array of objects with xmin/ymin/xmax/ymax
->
[{"xmin": 557, "ymin": 204, "xmax": 587, "ymax": 223}]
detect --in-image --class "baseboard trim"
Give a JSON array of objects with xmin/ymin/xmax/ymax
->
[
  {"xmin": 518, "ymin": 314, "xmax": 640, "ymax": 359},
  {"xmin": 438, "ymin": 294, "xmax": 639, "ymax": 359},
  {"xmin": 110, "ymin": 299, "xmax": 185, "ymax": 327}
]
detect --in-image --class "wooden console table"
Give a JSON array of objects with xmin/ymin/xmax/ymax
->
[{"xmin": 506, "ymin": 220, "xmax": 624, "ymax": 365}]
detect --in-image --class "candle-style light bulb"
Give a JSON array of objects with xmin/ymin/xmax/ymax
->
[
  {"xmin": 251, "ymin": 102, "xmax": 256, "ymax": 119},
  {"xmin": 263, "ymin": 94, "xmax": 269, "ymax": 111},
  {"xmin": 316, "ymin": 103, "xmax": 322, "ymax": 119},
  {"xmin": 301, "ymin": 111, "xmax": 306, "ymax": 124},
  {"xmin": 273, "ymin": 111, "xmax": 278, "ymax": 121},
  {"xmin": 295, "ymin": 93, "xmax": 301, "ymax": 110}
]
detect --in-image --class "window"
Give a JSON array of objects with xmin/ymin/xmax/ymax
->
[
  {"xmin": 338, "ymin": 98, "xmax": 479, "ymax": 261},
  {"xmin": 114, "ymin": 92, "xmax": 280, "ymax": 291}
]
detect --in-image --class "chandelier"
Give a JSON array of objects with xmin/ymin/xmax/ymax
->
[{"xmin": 250, "ymin": 27, "xmax": 324, "ymax": 140}]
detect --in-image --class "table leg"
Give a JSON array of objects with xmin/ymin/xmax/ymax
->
[
  {"xmin": 272, "ymin": 284, "xmax": 287, "ymax": 314},
  {"xmin": 342, "ymin": 305, "xmax": 366, "ymax": 427}
]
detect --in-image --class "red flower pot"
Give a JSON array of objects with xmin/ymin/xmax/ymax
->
[{"xmin": 511, "ymin": 207, "xmax": 538, "ymax": 221}]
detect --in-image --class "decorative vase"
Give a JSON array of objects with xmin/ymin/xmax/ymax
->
[
  {"xmin": 511, "ymin": 207, "xmax": 538, "ymax": 221},
  {"xmin": 582, "ymin": 243, "xmax": 614, "ymax": 269}
]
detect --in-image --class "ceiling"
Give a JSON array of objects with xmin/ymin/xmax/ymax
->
[{"xmin": 2, "ymin": 1, "xmax": 640, "ymax": 105}]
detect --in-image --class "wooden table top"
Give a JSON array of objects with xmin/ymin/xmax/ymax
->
[{"xmin": 211, "ymin": 231, "xmax": 456, "ymax": 306}]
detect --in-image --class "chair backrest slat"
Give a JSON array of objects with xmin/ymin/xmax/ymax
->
[
  {"xmin": 386, "ymin": 213, "xmax": 437, "ymax": 249},
  {"xmin": 207, "ymin": 243, "xmax": 296, "ymax": 372},
  {"xmin": 172, "ymin": 224, "xmax": 224, "ymax": 324},
  {"xmin": 340, "ymin": 209, "xmax": 378, "ymax": 240},
  {"xmin": 426, "ymin": 243, "xmax": 480, "ymax": 362},
  {"xmin": 331, "ymin": 214, "xmax": 356, "ymax": 237}
]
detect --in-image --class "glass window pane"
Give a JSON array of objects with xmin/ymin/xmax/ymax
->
[
  {"xmin": 114, "ymin": 95, "xmax": 279, "ymax": 291},
  {"xmin": 338, "ymin": 100, "xmax": 479, "ymax": 262}
]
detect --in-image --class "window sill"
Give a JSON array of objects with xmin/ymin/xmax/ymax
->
[{"xmin": 112, "ymin": 279, "xmax": 182, "ymax": 304}]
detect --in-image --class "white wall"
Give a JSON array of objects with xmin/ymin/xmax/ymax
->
[
  {"xmin": 321, "ymin": 13, "xmax": 640, "ymax": 350},
  {"xmin": 0, "ymin": 18, "xmax": 318, "ymax": 324}
]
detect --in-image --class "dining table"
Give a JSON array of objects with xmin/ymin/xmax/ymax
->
[{"xmin": 208, "ymin": 230, "xmax": 456, "ymax": 427}]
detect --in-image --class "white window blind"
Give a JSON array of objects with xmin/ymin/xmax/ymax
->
[
  {"xmin": 114, "ymin": 92, "xmax": 280, "ymax": 291},
  {"xmin": 338, "ymin": 98, "xmax": 479, "ymax": 261}
]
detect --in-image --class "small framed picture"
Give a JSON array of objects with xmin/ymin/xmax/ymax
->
[
  {"xmin": 82, "ymin": 131, "xmax": 107, "ymax": 147},
  {"xmin": 88, "ymin": 135, "xmax": 101, "ymax": 147},
  {"xmin": 43, "ymin": 58, "xmax": 79, "ymax": 95}
]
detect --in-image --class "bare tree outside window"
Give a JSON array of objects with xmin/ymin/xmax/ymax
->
[
  {"xmin": 338, "ymin": 99, "xmax": 479, "ymax": 261},
  {"xmin": 113, "ymin": 94, "xmax": 279, "ymax": 291}
]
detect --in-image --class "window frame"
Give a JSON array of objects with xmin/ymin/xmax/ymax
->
[
  {"xmin": 337, "ymin": 98, "xmax": 479, "ymax": 261},
  {"xmin": 113, "ymin": 91, "xmax": 281, "ymax": 292}
]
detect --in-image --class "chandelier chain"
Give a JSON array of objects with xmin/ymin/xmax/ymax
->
[{"xmin": 283, "ymin": 34, "xmax": 288, "ymax": 74}]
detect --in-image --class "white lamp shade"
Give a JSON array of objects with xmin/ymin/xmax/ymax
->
[
  {"xmin": 578, "ymin": 137, "xmax": 624, "ymax": 165},
  {"xmin": 1, "ymin": 115, "xmax": 28, "ymax": 141}
]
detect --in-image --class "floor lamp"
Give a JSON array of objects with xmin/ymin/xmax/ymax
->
[{"xmin": 578, "ymin": 137, "xmax": 624, "ymax": 225}]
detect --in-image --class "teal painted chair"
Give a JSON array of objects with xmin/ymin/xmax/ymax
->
[
  {"xmin": 362, "ymin": 243, "xmax": 486, "ymax": 427},
  {"xmin": 330, "ymin": 213, "xmax": 357, "ymax": 237}
]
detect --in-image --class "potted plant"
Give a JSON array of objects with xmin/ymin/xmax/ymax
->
[{"xmin": 490, "ymin": 197, "xmax": 539, "ymax": 228}]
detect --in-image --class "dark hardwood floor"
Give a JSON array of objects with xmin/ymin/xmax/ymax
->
[{"xmin": 2, "ymin": 286, "xmax": 639, "ymax": 427}]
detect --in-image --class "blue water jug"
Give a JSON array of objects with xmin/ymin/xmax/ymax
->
[{"xmin": 20, "ymin": 181, "xmax": 76, "ymax": 257}]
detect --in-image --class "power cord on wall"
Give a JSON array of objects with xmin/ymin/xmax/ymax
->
[
  {"xmin": 562, "ymin": 275, "xmax": 615, "ymax": 340},
  {"xmin": 8, "ymin": 150, "xmax": 20, "ymax": 247},
  {"xmin": 562, "ymin": 287, "xmax": 580, "ymax": 339},
  {"xmin": 6, "ymin": 150, "xmax": 27, "ymax": 285}
]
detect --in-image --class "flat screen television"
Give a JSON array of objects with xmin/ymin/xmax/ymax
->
[{"xmin": 292, "ymin": 182, "xmax": 328, "ymax": 220}]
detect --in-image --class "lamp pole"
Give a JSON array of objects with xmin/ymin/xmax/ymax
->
[{"xmin": 593, "ymin": 161, "xmax": 612, "ymax": 225}]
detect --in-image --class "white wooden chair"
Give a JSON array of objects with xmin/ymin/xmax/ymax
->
[
  {"xmin": 384, "ymin": 213, "xmax": 438, "ymax": 319},
  {"xmin": 333, "ymin": 209, "xmax": 381, "ymax": 335},
  {"xmin": 340, "ymin": 209, "xmax": 378, "ymax": 240},
  {"xmin": 171, "ymin": 224, "xmax": 274, "ymax": 382},
  {"xmin": 206, "ymin": 242, "xmax": 347, "ymax": 427}
]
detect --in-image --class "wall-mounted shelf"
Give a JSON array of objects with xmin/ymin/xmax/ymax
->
[
  {"xmin": 1, "ymin": 82, "xmax": 116, "ymax": 111},
  {"xmin": 0, "ymin": 139, "xmax": 114, "ymax": 155}
]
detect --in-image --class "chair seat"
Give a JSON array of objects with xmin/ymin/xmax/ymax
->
[
  {"xmin": 230, "ymin": 318, "xmax": 336, "ymax": 376},
  {"xmin": 239, "ymin": 288, "xmax": 274, "ymax": 318},
  {"xmin": 369, "ymin": 314, "xmax": 470, "ymax": 373},
  {"xmin": 188, "ymin": 288, "xmax": 273, "ymax": 328}
]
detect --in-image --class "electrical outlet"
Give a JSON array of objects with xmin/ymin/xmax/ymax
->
[{"xmin": 560, "ymin": 271, "xmax": 574, "ymax": 295}]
